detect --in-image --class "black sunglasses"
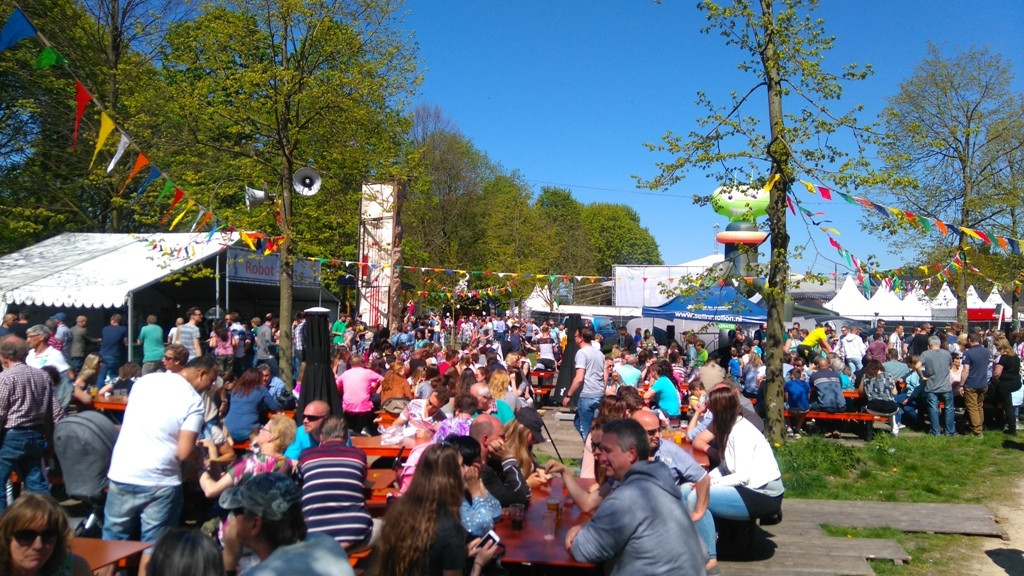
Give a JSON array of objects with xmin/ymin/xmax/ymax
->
[
  {"xmin": 302, "ymin": 414, "xmax": 326, "ymax": 422},
  {"xmin": 14, "ymin": 529, "xmax": 59, "ymax": 546}
]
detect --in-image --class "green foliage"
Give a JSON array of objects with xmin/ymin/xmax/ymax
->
[{"xmin": 580, "ymin": 203, "xmax": 663, "ymax": 276}]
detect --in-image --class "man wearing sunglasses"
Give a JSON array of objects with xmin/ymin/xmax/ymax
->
[{"xmin": 284, "ymin": 400, "xmax": 331, "ymax": 460}]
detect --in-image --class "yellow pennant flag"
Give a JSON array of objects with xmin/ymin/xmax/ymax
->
[
  {"xmin": 800, "ymin": 180, "xmax": 816, "ymax": 194},
  {"xmin": 168, "ymin": 200, "xmax": 194, "ymax": 231},
  {"xmin": 960, "ymin": 227, "xmax": 983, "ymax": 241},
  {"xmin": 764, "ymin": 173, "xmax": 781, "ymax": 192},
  {"xmin": 89, "ymin": 112, "xmax": 116, "ymax": 171},
  {"xmin": 239, "ymin": 231, "xmax": 255, "ymax": 250}
]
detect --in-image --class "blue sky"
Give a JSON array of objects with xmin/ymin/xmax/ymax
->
[{"xmin": 400, "ymin": 0, "xmax": 1024, "ymax": 275}]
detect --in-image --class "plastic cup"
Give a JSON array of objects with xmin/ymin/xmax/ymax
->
[
  {"xmin": 510, "ymin": 503, "xmax": 525, "ymax": 530},
  {"xmin": 547, "ymin": 497, "xmax": 562, "ymax": 522},
  {"xmin": 674, "ymin": 432, "xmax": 683, "ymax": 445},
  {"xmin": 542, "ymin": 511, "xmax": 557, "ymax": 541}
]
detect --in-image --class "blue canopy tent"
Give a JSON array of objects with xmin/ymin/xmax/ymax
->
[{"xmin": 642, "ymin": 285, "xmax": 767, "ymax": 324}]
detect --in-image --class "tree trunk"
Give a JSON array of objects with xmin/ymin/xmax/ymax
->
[
  {"xmin": 759, "ymin": 0, "xmax": 789, "ymax": 446},
  {"xmin": 278, "ymin": 166, "xmax": 294, "ymax": 391}
]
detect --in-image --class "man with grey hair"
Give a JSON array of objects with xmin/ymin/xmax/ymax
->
[
  {"xmin": 961, "ymin": 332, "xmax": 991, "ymax": 438},
  {"xmin": 0, "ymin": 336, "xmax": 67, "ymax": 513},
  {"xmin": 25, "ymin": 324, "xmax": 74, "ymax": 408},
  {"xmin": 567, "ymin": 418, "xmax": 708, "ymax": 575},
  {"xmin": 920, "ymin": 335, "xmax": 955, "ymax": 436}
]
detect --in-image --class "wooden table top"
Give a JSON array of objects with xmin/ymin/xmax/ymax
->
[
  {"xmin": 350, "ymin": 435, "xmax": 429, "ymax": 458},
  {"xmin": 92, "ymin": 397, "xmax": 128, "ymax": 411},
  {"xmin": 494, "ymin": 484, "xmax": 596, "ymax": 569},
  {"xmin": 71, "ymin": 538, "xmax": 151, "ymax": 570}
]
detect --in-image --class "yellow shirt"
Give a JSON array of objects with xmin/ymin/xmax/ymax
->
[{"xmin": 801, "ymin": 327, "xmax": 829, "ymax": 349}]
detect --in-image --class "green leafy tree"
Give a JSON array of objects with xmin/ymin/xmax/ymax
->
[
  {"xmin": 535, "ymin": 186, "xmax": 598, "ymax": 276},
  {"xmin": 580, "ymin": 203, "xmax": 662, "ymax": 276},
  {"xmin": 152, "ymin": 0, "xmax": 419, "ymax": 387},
  {"xmin": 872, "ymin": 44, "xmax": 1024, "ymax": 324},
  {"xmin": 639, "ymin": 0, "xmax": 871, "ymax": 444}
]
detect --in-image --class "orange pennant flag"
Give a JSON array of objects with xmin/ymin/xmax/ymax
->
[
  {"xmin": 933, "ymin": 219, "xmax": 948, "ymax": 235},
  {"xmin": 119, "ymin": 153, "xmax": 150, "ymax": 195}
]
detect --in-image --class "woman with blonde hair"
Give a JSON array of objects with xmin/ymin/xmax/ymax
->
[
  {"xmin": 487, "ymin": 369, "xmax": 517, "ymax": 411},
  {"xmin": 70, "ymin": 354, "xmax": 102, "ymax": 406},
  {"xmin": 0, "ymin": 493, "xmax": 91, "ymax": 576},
  {"xmin": 198, "ymin": 413, "xmax": 296, "ymax": 499},
  {"xmin": 991, "ymin": 337, "xmax": 1021, "ymax": 435},
  {"xmin": 378, "ymin": 444, "xmax": 499, "ymax": 576}
]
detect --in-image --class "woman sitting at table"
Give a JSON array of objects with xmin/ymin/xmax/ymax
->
[
  {"xmin": 687, "ymin": 386, "xmax": 783, "ymax": 569},
  {"xmin": 504, "ymin": 409, "xmax": 551, "ymax": 488},
  {"xmin": 857, "ymin": 358, "xmax": 900, "ymax": 416},
  {"xmin": 0, "ymin": 493, "xmax": 91, "ymax": 576},
  {"xmin": 643, "ymin": 361, "xmax": 682, "ymax": 426},
  {"xmin": 97, "ymin": 362, "xmax": 140, "ymax": 398},
  {"xmin": 445, "ymin": 436, "xmax": 502, "ymax": 537},
  {"xmin": 223, "ymin": 368, "xmax": 280, "ymax": 442},
  {"xmin": 378, "ymin": 443, "xmax": 500, "ymax": 576},
  {"xmin": 70, "ymin": 354, "xmax": 102, "ymax": 407},
  {"xmin": 199, "ymin": 413, "xmax": 296, "ymax": 499},
  {"xmin": 378, "ymin": 360, "xmax": 413, "ymax": 405}
]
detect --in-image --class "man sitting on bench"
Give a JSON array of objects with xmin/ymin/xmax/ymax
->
[{"xmin": 809, "ymin": 356, "xmax": 845, "ymax": 437}]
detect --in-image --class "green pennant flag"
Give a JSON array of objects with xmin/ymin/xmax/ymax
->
[
  {"xmin": 155, "ymin": 180, "xmax": 174, "ymax": 204},
  {"xmin": 33, "ymin": 46, "xmax": 68, "ymax": 69}
]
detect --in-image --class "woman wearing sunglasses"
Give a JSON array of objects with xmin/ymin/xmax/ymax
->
[{"xmin": 0, "ymin": 493, "xmax": 90, "ymax": 576}]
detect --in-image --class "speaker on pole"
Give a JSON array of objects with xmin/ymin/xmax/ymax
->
[{"xmin": 666, "ymin": 324, "xmax": 676, "ymax": 347}]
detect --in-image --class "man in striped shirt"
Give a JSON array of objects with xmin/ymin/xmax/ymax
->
[
  {"xmin": 298, "ymin": 415, "xmax": 377, "ymax": 550},
  {"xmin": 0, "ymin": 336, "xmax": 67, "ymax": 512}
]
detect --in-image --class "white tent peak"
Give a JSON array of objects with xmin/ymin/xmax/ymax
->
[{"xmin": 823, "ymin": 276, "xmax": 871, "ymax": 320}]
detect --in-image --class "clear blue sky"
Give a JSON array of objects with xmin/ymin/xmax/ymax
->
[{"xmin": 400, "ymin": 0, "xmax": 1024, "ymax": 276}]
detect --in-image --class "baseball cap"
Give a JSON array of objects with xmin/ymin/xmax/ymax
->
[
  {"xmin": 515, "ymin": 407, "xmax": 547, "ymax": 444},
  {"xmin": 50, "ymin": 313, "xmax": 67, "ymax": 322},
  {"xmin": 219, "ymin": 473, "xmax": 300, "ymax": 521}
]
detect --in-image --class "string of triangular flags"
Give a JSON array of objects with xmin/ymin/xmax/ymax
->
[
  {"xmin": 791, "ymin": 179, "xmax": 1024, "ymax": 256},
  {"xmin": 0, "ymin": 7, "xmax": 277, "ymax": 254}
]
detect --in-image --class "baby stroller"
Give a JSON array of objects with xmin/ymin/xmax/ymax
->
[{"xmin": 53, "ymin": 411, "xmax": 119, "ymax": 537}]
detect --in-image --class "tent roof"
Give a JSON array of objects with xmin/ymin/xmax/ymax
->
[
  {"xmin": 868, "ymin": 285, "xmax": 905, "ymax": 319},
  {"xmin": 0, "ymin": 232, "xmax": 237, "ymax": 309},
  {"xmin": 931, "ymin": 283, "xmax": 957, "ymax": 309},
  {"xmin": 965, "ymin": 285, "xmax": 986, "ymax": 308},
  {"xmin": 823, "ymin": 276, "xmax": 871, "ymax": 320},
  {"xmin": 900, "ymin": 288, "xmax": 933, "ymax": 319},
  {"xmin": 641, "ymin": 285, "xmax": 766, "ymax": 324}
]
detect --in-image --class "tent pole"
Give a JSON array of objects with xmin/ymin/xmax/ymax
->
[
  {"xmin": 215, "ymin": 252, "xmax": 221, "ymax": 317},
  {"xmin": 225, "ymin": 249, "xmax": 230, "ymax": 315},
  {"xmin": 127, "ymin": 291, "xmax": 134, "ymax": 363}
]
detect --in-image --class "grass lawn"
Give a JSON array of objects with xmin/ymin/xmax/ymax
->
[{"xmin": 778, "ymin": 432, "xmax": 1024, "ymax": 574}]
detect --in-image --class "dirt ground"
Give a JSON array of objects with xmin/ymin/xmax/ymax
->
[{"xmin": 967, "ymin": 474, "xmax": 1024, "ymax": 575}]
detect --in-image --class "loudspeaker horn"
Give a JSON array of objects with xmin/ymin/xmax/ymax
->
[
  {"xmin": 244, "ymin": 186, "xmax": 271, "ymax": 210},
  {"xmin": 292, "ymin": 167, "xmax": 321, "ymax": 197}
]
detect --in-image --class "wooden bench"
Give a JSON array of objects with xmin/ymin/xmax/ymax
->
[{"xmin": 785, "ymin": 410, "xmax": 890, "ymax": 440}]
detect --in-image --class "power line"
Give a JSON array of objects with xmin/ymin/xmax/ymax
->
[{"xmin": 525, "ymin": 179, "xmax": 696, "ymax": 199}]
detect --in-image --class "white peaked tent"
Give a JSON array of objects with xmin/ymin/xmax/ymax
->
[
  {"xmin": 931, "ymin": 283, "xmax": 958, "ymax": 322},
  {"xmin": 867, "ymin": 284, "xmax": 906, "ymax": 320},
  {"xmin": 900, "ymin": 287, "xmax": 933, "ymax": 321},
  {"xmin": 823, "ymin": 276, "xmax": 872, "ymax": 320},
  {"xmin": 965, "ymin": 285, "xmax": 987, "ymax": 308},
  {"xmin": 983, "ymin": 287, "xmax": 1010, "ymax": 312}
]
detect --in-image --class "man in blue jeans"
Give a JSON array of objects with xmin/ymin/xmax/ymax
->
[
  {"xmin": 920, "ymin": 335, "xmax": 955, "ymax": 436},
  {"xmin": 0, "ymin": 337, "xmax": 67, "ymax": 513},
  {"xmin": 102, "ymin": 355, "xmax": 218, "ymax": 575},
  {"xmin": 562, "ymin": 326, "xmax": 606, "ymax": 440}
]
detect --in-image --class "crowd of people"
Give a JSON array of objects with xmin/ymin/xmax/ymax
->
[{"xmin": 1, "ymin": 303, "xmax": 1022, "ymax": 576}]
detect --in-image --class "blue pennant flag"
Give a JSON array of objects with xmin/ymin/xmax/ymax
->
[{"xmin": 0, "ymin": 8, "xmax": 37, "ymax": 52}]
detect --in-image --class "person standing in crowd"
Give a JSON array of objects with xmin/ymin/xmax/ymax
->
[
  {"xmin": 228, "ymin": 313, "xmax": 250, "ymax": 376},
  {"xmin": 888, "ymin": 325, "xmax": 906, "ymax": 360},
  {"xmin": 562, "ymin": 326, "xmax": 606, "ymax": 440},
  {"xmin": 176, "ymin": 308, "xmax": 203, "ymax": 361},
  {"xmin": 67, "ymin": 316, "xmax": 92, "ymax": 374},
  {"xmin": 338, "ymin": 355, "xmax": 383, "ymax": 436},
  {"xmin": 961, "ymin": 332, "xmax": 991, "ymax": 438},
  {"xmin": 292, "ymin": 312, "xmax": 307, "ymax": 386},
  {"xmin": 102, "ymin": 356, "xmax": 218, "ymax": 575},
  {"xmin": 990, "ymin": 338, "xmax": 1021, "ymax": 436},
  {"xmin": 50, "ymin": 313, "xmax": 72, "ymax": 363},
  {"xmin": 0, "ymin": 337, "xmax": 67, "ymax": 513},
  {"xmin": 25, "ymin": 325, "xmax": 74, "ymax": 409},
  {"xmin": 97, "ymin": 314, "xmax": 128, "ymax": 385},
  {"xmin": 567, "ymin": 418, "xmax": 708, "ymax": 575},
  {"xmin": 255, "ymin": 315, "xmax": 278, "ymax": 376},
  {"xmin": 920, "ymin": 335, "xmax": 955, "ymax": 437},
  {"xmin": 137, "ymin": 315, "xmax": 165, "ymax": 375}
]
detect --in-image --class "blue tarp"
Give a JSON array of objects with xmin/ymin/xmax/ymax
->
[{"xmin": 642, "ymin": 285, "xmax": 767, "ymax": 324}]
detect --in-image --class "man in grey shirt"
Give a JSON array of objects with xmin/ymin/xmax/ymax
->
[
  {"xmin": 562, "ymin": 326, "xmax": 607, "ymax": 440},
  {"xmin": 177, "ymin": 307, "xmax": 203, "ymax": 361},
  {"xmin": 256, "ymin": 317, "xmax": 278, "ymax": 376},
  {"xmin": 920, "ymin": 335, "xmax": 954, "ymax": 436}
]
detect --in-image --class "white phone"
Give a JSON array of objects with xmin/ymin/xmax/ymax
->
[{"xmin": 474, "ymin": 530, "xmax": 500, "ymax": 549}]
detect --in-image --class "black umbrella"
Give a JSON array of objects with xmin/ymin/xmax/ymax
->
[{"xmin": 295, "ymin": 307, "xmax": 341, "ymax": 424}]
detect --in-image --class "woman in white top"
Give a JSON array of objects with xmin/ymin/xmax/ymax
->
[
  {"xmin": 534, "ymin": 325, "xmax": 557, "ymax": 371},
  {"xmin": 687, "ymin": 385, "xmax": 784, "ymax": 570}
]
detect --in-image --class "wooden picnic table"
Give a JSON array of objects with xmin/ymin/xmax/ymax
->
[
  {"xmin": 494, "ymin": 482, "xmax": 597, "ymax": 570},
  {"xmin": 71, "ymin": 538, "xmax": 151, "ymax": 570},
  {"xmin": 92, "ymin": 396, "xmax": 128, "ymax": 411},
  {"xmin": 350, "ymin": 435, "xmax": 429, "ymax": 458}
]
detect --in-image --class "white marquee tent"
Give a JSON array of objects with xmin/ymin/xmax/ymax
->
[{"xmin": 823, "ymin": 276, "xmax": 872, "ymax": 320}]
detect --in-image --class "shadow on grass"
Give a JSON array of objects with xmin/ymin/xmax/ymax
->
[
  {"xmin": 999, "ymin": 439, "xmax": 1024, "ymax": 452},
  {"xmin": 985, "ymin": 548, "xmax": 1024, "ymax": 575}
]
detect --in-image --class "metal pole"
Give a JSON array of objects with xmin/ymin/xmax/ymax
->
[
  {"xmin": 225, "ymin": 249, "xmax": 231, "ymax": 314},
  {"xmin": 215, "ymin": 252, "xmax": 221, "ymax": 317},
  {"xmin": 127, "ymin": 292, "xmax": 134, "ymax": 363}
]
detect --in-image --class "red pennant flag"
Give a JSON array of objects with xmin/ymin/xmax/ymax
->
[
  {"xmin": 73, "ymin": 82, "xmax": 91, "ymax": 148},
  {"xmin": 975, "ymin": 230, "xmax": 992, "ymax": 244},
  {"xmin": 816, "ymin": 186, "xmax": 832, "ymax": 200},
  {"xmin": 160, "ymin": 189, "xmax": 185, "ymax": 225},
  {"xmin": 829, "ymin": 237, "xmax": 841, "ymax": 250},
  {"xmin": 786, "ymin": 195, "xmax": 796, "ymax": 214}
]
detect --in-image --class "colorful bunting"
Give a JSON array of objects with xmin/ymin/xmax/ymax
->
[
  {"xmin": 105, "ymin": 132, "xmax": 130, "ymax": 173},
  {"xmin": 0, "ymin": 8, "xmax": 35, "ymax": 52},
  {"xmin": 88, "ymin": 112, "xmax": 115, "ymax": 170},
  {"xmin": 764, "ymin": 173, "xmax": 780, "ymax": 193},
  {"xmin": 125, "ymin": 159, "xmax": 156, "ymax": 196},
  {"xmin": 73, "ymin": 82, "xmax": 90, "ymax": 148},
  {"xmin": 33, "ymin": 46, "xmax": 67, "ymax": 69},
  {"xmin": 169, "ymin": 200, "xmax": 194, "ymax": 231}
]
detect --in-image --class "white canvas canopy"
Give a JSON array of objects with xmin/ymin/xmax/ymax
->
[
  {"xmin": 965, "ymin": 285, "xmax": 987, "ymax": 308},
  {"xmin": 900, "ymin": 288, "xmax": 933, "ymax": 321},
  {"xmin": 0, "ymin": 232, "xmax": 237, "ymax": 309},
  {"xmin": 931, "ymin": 283, "xmax": 958, "ymax": 322},
  {"xmin": 867, "ymin": 284, "xmax": 906, "ymax": 320},
  {"xmin": 983, "ymin": 286, "xmax": 1010, "ymax": 311},
  {"xmin": 823, "ymin": 276, "xmax": 872, "ymax": 320}
]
